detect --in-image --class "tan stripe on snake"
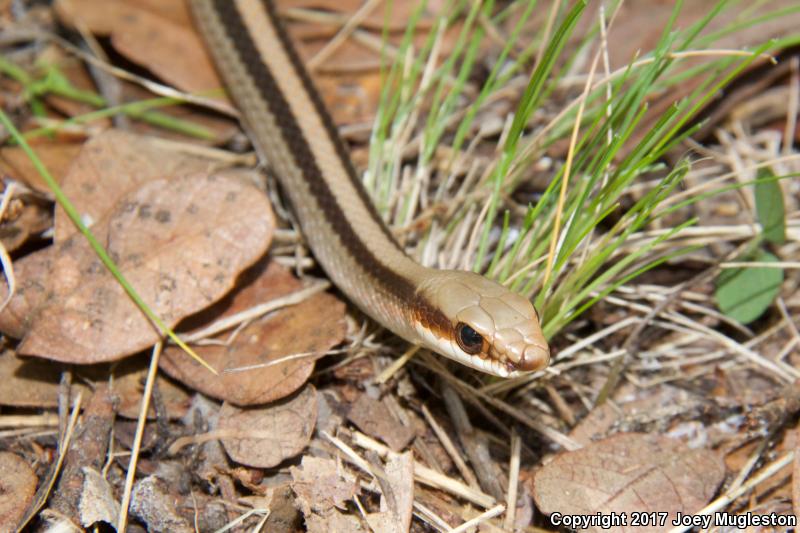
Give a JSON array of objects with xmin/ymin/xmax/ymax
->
[{"xmin": 189, "ymin": 0, "xmax": 550, "ymax": 377}]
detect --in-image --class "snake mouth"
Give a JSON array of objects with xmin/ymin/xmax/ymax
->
[
  {"xmin": 413, "ymin": 321, "xmax": 548, "ymax": 378},
  {"xmin": 457, "ymin": 352, "xmax": 526, "ymax": 378},
  {"xmin": 506, "ymin": 343, "xmax": 551, "ymax": 373}
]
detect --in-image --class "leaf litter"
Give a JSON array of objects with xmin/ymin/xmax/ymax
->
[
  {"xmin": 160, "ymin": 260, "xmax": 346, "ymax": 405},
  {"xmin": 0, "ymin": 451, "xmax": 38, "ymax": 531},
  {"xmin": 0, "ymin": 0, "xmax": 798, "ymax": 531},
  {"xmin": 54, "ymin": 0, "xmax": 221, "ymax": 96},
  {"xmin": 0, "ymin": 350, "xmax": 189, "ymax": 419},
  {"xmin": 0, "ymin": 171, "xmax": 273, "ymax": 363},
  {"xmin": 218, "ymin": 384, "xmax": 318, "ymax": 469},
  {"xmin": 533, "ymin": 433, "xmax": 725, "ymax": 533}
]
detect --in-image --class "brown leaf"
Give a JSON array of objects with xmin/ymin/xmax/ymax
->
[
  {"xmin": 54, "ymin": 0, "xmax": 220, "ymax": 94},
  {"xmin": 306, "ymin": 509, "xmax": 363, "ymax": 533},
  {"xmin": 0, "ymin": 452, "xmax": 38, "ymax": 531},
  {"xmin": 0, "ymin": 172, "xmax": 273, "ymax": 364},
  {"xmin": 290, "ymin": 456, "xmax": 360, "ymax": 516},
  {"xmin": 130, "ymin": 475, "xmax": 194, "ymax": 533},
  {"xmin": 121, "ymin": 79, "xmax": 239, "ymax": 144},
  {"xmin": 0, "ymin": 351, "xmax": 189, "ymax": 418},
  {"xmin": 219, "ymin": 385, "xmax": 317, "ymax": 468},
  {"xmin": 54, "ymin": 130, "xmax": 218, "ymax": 242},
  {"xmin": 79, "ymin": 468, "xmax": 120, "ymax": 529},
  {"xmin": 347, "ymin": 394, "xmax": 416, "ymax": 452},
  {"xmin": 554, "ymin": 0, "xmax": 800, "ymax": 160},
  {"xmin": 533, "ymin": 433, "xmax": 725, "ymax": 533},
  {"xmin": 113, "ymin": 358, "xmax": 191, "ymax": 419},
  {"xmin": 0, "ymin": 350, "xmax": 92, "ymax": 407},
  {"xmin": 126, "ymin": 0, "xmax": 193, "ymax": 27},
  {"xmin": 0, "ymin": 140, "xmax": 83, "ymax": 193},
  {"xmin": 366, "ymin": 452, "xmax": 414, "ymax": 533},
  {"xmin": 569, "ymin": 384, "xmax": 699, "ymax": 446},
  {"xmin": 37, "ymin": 46, "xmax": 111, "ymax": 124},
  {"xmin": 160, "ymin": 261, "xmax": 346, "ymax": 405},
  {"xmin": 579, "ymin": 0, "xmax": 800, "ymax": 72}
]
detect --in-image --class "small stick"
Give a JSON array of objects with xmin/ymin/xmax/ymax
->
[
  {"xmin": 450, "ymin": 504, "xmax": 506, "ymax": 533},
  {"xmin": 503, "ymin": 429, "xmax": 521, "ymax": 531}
]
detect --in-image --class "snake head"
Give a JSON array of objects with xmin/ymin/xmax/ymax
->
[{"xmin": 414, "ymin": 271, "xmax": 550, "ymax": 377}]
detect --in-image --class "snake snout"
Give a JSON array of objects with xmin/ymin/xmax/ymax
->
[{"xmin": 515, "ymin": 343, "xmax": 550, "ymax": 372}]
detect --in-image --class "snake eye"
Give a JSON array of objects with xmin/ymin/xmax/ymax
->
[{"xmin": 456, "ymin": 322, "xmax": 484, "ymax": 355}]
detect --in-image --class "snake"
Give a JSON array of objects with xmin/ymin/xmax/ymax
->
[{"xmin": 188, "ymin": 0, "xmax": 549, "ymax": 377}]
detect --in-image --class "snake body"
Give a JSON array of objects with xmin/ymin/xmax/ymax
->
[{"xmin": 189, "ymin": 0, "xmax": 549, "ymax": 377}]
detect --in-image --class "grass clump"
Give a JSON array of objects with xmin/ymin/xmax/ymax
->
[{"xmin": 367, "ymin": 0, "xmax": 800, "ymax": 359}]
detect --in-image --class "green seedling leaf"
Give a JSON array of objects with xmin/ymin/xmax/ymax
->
[
  {"xmin": 715, "ymin": 249, "xmax": 783, "ymax": 324},
  {"xmin": 754, "ymin": 169, "xmax": 786, "ymax": 244}
]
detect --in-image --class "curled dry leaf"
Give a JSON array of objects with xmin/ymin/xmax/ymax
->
[
  {"xmin": 0, "ymin": 350, "xmax": 91, "ymax": 407},
  {"xmin": 54, "ymin": 0, "xmax": 221, "ymax": 95},
  {"xmin": 347, "ymin": 394, "xmax": 416, "ymax": 452},
  {"xmin": 54, "ymin": 130, "xmax": 219, "ymax": 241},
  {"xmin": 0, "ymin": 141, "xmax": 83, "ymax": 194},
  {"xmin": 0, "ymin": 172, "xmax": 273, "ymax": 364},
  {"xmin": 568, "ymin": 384, "xmax": 699, "ymax": 446},
  {"xmin": 79, "ymin": 468, "xmax": 120, "ymax": 528},
  {"xmin": 160, "ymin": 261, "xmax": 346, "ymax": 405},
  {"xmin": 219, "ymin": 385, "xmax": 317, "ymax": 468},
  {"xmin": 533, "ymin": 433, "xmax": 725, "ymax": 533},
  {"xmin": 366, "ymin": 451, "xmax": 414, "ymax": 533},
  {"xmin": 290, "ymin": 456, "xmax": 360, "ymax": 516},
  {"xmin": 0, "ymin": 451, "xmax": 38, "ymax": 531},
  {"xmin": 0, "ymin": 351, "xmax": 189, "ymax": 419},
  {"xmin": 130, "ymin": 475, "xmax": 194, "ymax": 533},
  {"xmin": 306, "ymin": 510, "xmax": 363, "ymax": 533}
]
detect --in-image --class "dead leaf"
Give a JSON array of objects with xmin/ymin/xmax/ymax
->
[
  {"xmin": 0, "ymin": 350, "xmax": 189, "ymax": 419},
  {"xmin": 533, "ymin": 433, "xmax": 725, "ymax": 533},
  {"xmin": 0, "ymin": 140, "xmax": 83, "ymax": 194},
  {"xmin": 130, "ymin": 475, "xmax": 194, "ymax": 533},
  {"xmin": 124, "ymin": 0, "xmax": 192, "ymax": 27},
  {"xmin": 366, "ymin": 452, "xmax": 414, "ymax": 533},
  {"xmin": 259, "ymin": 485, "xmax": 303, "ymax": 532},
  {"xmin": 0, "ymin": 350, "xmax": 92, "ymax": 407},
  {"xmin": 347, "ymin": 394, "xmax": 416, "ymax": 452},
  {"xmin": 36, "ymin": 45, "xmax": 112, "ymax": 125},
  {"xmin": 569, "ymin": 384, "xmax": 700, "ymax": 446},
  {"xmin": 279, "ymin": 0, "xmax": 426, "ymax": 31},
  {"xmin": 54, "ymin": 0, "xmax": 221, "ymax": 94},
  {"xmin": 219, "ymin": 385, "xmax": 317, "ymax": 468},
  {"xmin": 290, "ymin": 456, "xmax": 360, "ymax": 516},
  {"xmin": 113, "ymin": 358, "xmax": 191, "ymax": 419},
  {"xmin": 556, "ymin": 0, "xmax": 800, "ymax": 160},
  {"xmin": 306, "ymin": 509, "xmax": 364, "ymax": 533},
  {"xmin": 54, "ymin": 130, "xmax": 218, "ymax": 241},
  {"xmin": 160, "ymin": 260, "xmax": 346, "ymax": 405},
  {"xmin": 0, "ymin": 172, "xmax": 273, "ymax": 364},
  {"xmin": 578, "ymin": 0, "xmax": 800, "ymax": 72},
  {"xmin": 0, "ymin": 452, "xmax": 38, "ymax": 531},
  {"xmin": 79, "ymin": 468, "xmax": 120, "ymax": 528},
  {"xmin": 121, "ymin": 79, "xmax": 239, "ymax": 143}
]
